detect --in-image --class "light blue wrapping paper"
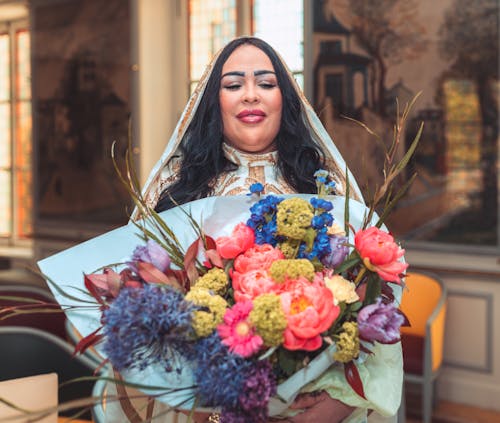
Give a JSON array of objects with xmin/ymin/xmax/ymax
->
[{"xmin": 37, "ymin": 194, "xmax": 372, "ymax": 415}]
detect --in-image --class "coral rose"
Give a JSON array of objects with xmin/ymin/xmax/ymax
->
[
  {"xmin": 234, "ymin": 244, "xmax": 284, "ymax": 273},
  {"xmin": 215, "ymin": 223, "xmax": 255, "ymax": 259},
  {"xmin": 354, "ymin": 227, "xmax": 408, "ymax": 283},
  {"xmin": 280, "ymin": 277, "xmax": 340, "ymax": 351},
  {"xmin": 232, "ymin": 269, "xmax": 278, "ymax": 303}
]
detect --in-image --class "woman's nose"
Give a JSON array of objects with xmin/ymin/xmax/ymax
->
[{"xmin": 243, "ymin": 84, "xmax": 259, "ymax": 103}]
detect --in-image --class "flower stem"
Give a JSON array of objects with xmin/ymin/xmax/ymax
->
[{"xmin": 354, "ymin": 267, "xmax": 367, "ymax": 287}]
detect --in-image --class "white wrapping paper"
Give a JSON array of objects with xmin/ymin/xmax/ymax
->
[{"xmin": 38, "ymin": 194, "xmax": 371, "ymax": 414}]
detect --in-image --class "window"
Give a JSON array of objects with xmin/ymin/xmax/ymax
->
[
  {"xmin": 0, "ymin": 22, "xmax": 31, "ymax": 241},
  {"xmin": 188, "ymin": 0, "xmax": 237, "ymax": 93},
  {"xmin": 188, "ymin": 0, "xmax": 304, "ymax": 92},
  {"xmin": 253, "ymin": 0, "xmax": 304, "ymax": 88}
]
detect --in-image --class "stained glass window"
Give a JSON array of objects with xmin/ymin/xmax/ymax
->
[
  {"xmin": 15, "ymin": 30, "xmax": 32, "ymax": 238},
  {"xmin": 0, "ymin": 27, "xmax": 32, "ymax": 240},
  {"xmin": 189, "ymin": 0, "xmax": 237, "ymax": 92},
  {"xmin": 0, "ymin": 33, "xmax": 10, "ymax": 237}
]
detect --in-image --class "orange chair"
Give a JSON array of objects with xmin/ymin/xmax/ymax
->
[{"xmin": 400, "ymin": 271, "xmax": 447, "ymax": 423}]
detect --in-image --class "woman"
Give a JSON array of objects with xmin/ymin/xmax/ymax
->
[{"xmin": 117, "ymin": 37, "xmax": 403, "ymax": 423}]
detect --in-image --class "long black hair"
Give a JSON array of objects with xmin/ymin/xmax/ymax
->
[{"xmin": 155, "ymin": 37, "xmax": 326, "ymax": 212}]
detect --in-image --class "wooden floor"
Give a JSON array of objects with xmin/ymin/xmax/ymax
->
[{"xmin": 405, "ymin": 399, "xmax": 500, "ymax": 423}]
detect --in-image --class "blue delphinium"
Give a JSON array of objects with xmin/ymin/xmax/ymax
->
[
  {"xmin": 310, "ymin": 197, "xmax": 333, "ymax": 212},
  {"xmin": 248, "ymin": 182, "xmax": 264, "ymax": 195},
  {"xmin": 298, "ymin": 226, "xmax": 332, "ymax": 260},
  {"xmin": 246, "ymin": 195, "xmax": 283, "ymax": 246},
  {"xmin": 102, "ymin": 284, "xmax": 196, "ymax": 372},
  {"xmin": 313, "ymin": 169, "xmax": 329, "ymax": 184}
]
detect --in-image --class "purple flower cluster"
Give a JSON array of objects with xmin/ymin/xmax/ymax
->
[
  {"xmin": 322, "ymin": 235, "xmax": 349, "ymax": 268},
  {"xmin": 184, "ymin": 333, "xmax": 276, "ymax": 422},
  {"xmin": 102, "ymin": 284, "xmax": 195, "ymax": 371},
  {"xmin": 357, "ymin": 298, "xmax": 405, "ymax": 344},
  {"xmin": 226, "ymin": 360, "xmax": 277, "ymax": 423},
  {"xmin": 246, "ymin": 195, "xmax": 283, "ymax": 246},
  {"xmin": 130, "ymin": 239, "xmax": 171, "ymax": 272}
]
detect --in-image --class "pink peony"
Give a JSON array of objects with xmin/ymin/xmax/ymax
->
[
  {"xmin": 234, "ymin": 244, "xmax": 284, "ymax": 273},
  {"xmin": 217, "ymin": 301, "xmax": 263, "ymax": 357},
  {"xmin": 215, "ymin": 223, "xmax": 255, "ymax": 259},
  {"xmin": 232, "ymin": 269, "xmax": 278, "ymax": 302},
  {"xmin": 280, "ymin": 277, "xmax": 340, "ymax": 351},
  {"xmin": 355, "ymin": 227, "xmax": 408, "ymax": 284}
]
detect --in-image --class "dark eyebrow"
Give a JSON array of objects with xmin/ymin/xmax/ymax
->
[
  {"xmin": 221, "ymin": 70, "xmax": 276, "ymax": 79},
  {"xmin": 221, "ymin": 71, "xmax": 245, "ymax": 78},
  {"xmin": 254, "ymin": 70, "xmax": 275, "ymax": 76}
]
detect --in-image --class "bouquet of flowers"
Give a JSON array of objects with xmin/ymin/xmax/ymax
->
[{"xmin": 37, "ymin": 100, "xmax": 421, "ymax": 422}]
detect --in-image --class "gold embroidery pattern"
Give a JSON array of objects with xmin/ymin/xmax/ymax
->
[
  {"xmin": 247, "ymin": 165, "xmax": 265, "ymax": 186},
  {"xmin": 212, "ymin": 174, "xmax": 241, "ymax": 195}
]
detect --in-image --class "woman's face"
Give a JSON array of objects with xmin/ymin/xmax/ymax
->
[{"xmin": 219, "ymin": 44, "xmax": 283, "ymax": 154}]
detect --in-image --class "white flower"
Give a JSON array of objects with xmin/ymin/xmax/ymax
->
[
  {"xmin": 325, "ymin": 275, "xmax": 359, "ymax": 306},
  {"xmin": 327, "ymin": 223, "xmax": 346, "ymax": 237}
]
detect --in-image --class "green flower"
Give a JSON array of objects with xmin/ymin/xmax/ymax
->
[
  {"xmin": 195, "ymin": 268, "xmax": 228, "ymax": 296},
  {"xmin": 269, "ymin": 259, "xmax": 315, "ymax": 283},
  {"xmin": 333, "ymin": 321, "xmax": 360, "ymax": 363},
  {"xmin": 249, "ymin": 294, "xmax": 287, "ymax": 347},
  {"xmin": 278, "ymin": 240, "xmax": 299, "ymax": 259},
  {"xmin": 185, "ymin": 287, "xmax": 227, "ymax": 337},
  {"xmin": 276, "ymin": 198, "xmax": 314, "ymax": 240}
]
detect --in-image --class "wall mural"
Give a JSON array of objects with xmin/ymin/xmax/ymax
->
[
  {"xmin": 312, "ymin": 0, "xmax": 499, "ymax": 246},
  {"xmin": 32, "ymin": 0, "xmax": 131, "ymax": 228}
]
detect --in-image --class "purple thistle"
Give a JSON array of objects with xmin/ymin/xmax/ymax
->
[
  {"xmin": 357, "ymin": 298, "xmax": 405, "ymax": 344},
  {"xmin": 102, "ymin": 284, "xmax": 195, "ymax": 372},
  {"xmin": 183, "ymin": 333, "xmax": 252, "ymax": 409}
]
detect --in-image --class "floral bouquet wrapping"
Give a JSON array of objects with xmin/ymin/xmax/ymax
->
[
  {"xmin": 38, "ymin": 180, "xmax": 408, "ymax": 422},
  {"xmin": 38, "ymin": 101, "xmax": 420, "ymax": 422}
]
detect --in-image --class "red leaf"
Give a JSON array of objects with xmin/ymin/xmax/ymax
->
[
  {"xmin": 381, "ymin": 281, "xmax": 395, "ymax": 302},
  {"xmin": 186, "ymin": 262, "xmax": 199, "ymax": 285},
  {"xmin": 355, "ymin": 283, "xmax": 367, "ymax": 303},
  {"xmin": 137, "ymin": 261, "xmax": 170, "ymax": 283},
  {"xmin": 344, "ymin": 361, "xmax": 367, "ymax": 400},
  {"xmin": 137, "ymin": 262, "xmax": 183, "ymax": 291},
  {"xmin": 73, "ymin": 326, "xmax": 103, "ymax": 356},
  {"xmin": 205, "ymin": 249, "xmax": 224, "ymax": 268},
  {"xmin": 85, "ymin": 273, "xmax": 109, "ymax": 290},
  {"xmin": 104, "ymin": 268, "xmax": 122, "ymax": 297},
  {"xmin": 205, "ymin": 235, "xmax": 217, "ymax": 251},
  {"xmin": 84, "ymin": 274, "xmax": 106, "ymax": 305},
  {"xmin": 399, "ymin": 309, "xmax": 411, "ymax": 327},
  {"xmin": 184, "ymin": 238, "xmax": 200, "ymax": 270},
  {"xmin": 166, "ymin": 268, "xmax": 189, "ymax": 292}
]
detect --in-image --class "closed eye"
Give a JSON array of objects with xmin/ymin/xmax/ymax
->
[
  {"xmin": 223, "ymin": 84, "xmax": 241, "ymax": 91},
  {"xmin": 259, "ymin": 82, "xmax": 277, "ymax": 89}
]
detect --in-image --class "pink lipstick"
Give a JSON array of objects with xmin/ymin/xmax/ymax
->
[{"xmin": 236, "ymin": 109, "xmax": 266, "ymax": 123}]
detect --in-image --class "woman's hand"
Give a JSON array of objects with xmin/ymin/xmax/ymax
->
[{"xmin": 284, "ymin": 391, "xmax": 355, "ymax": 423}]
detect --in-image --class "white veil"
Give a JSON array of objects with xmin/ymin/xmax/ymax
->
[{"xmin": 132, "ymin": 37, "xmax": 364, "ymax": 220}]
